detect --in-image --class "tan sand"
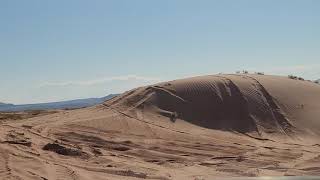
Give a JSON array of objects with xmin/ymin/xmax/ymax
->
[{"xmin": 0, "ymin": 74, "xmax": 319, "ymax": 179}]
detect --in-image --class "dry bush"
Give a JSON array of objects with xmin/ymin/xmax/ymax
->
[
  {"xmin": 288, "ymin": 75, "xmax": 297, "ymax": 80},
  {"xmin": 255, "ymin": 72, "xmax": 264, "ymax": 75},
  {"xmin": 288, "ymin": 75, "xmax": 305, "ymax": 81}
]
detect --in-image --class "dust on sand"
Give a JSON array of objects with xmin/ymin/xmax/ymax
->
[{"xmin": 0, "ymin": 74, "xmax": 320, "ymax": 179}]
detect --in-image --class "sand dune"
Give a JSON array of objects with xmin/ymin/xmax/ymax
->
[
  {"xmin": 0, "ymin": 74, "xmax": 320, "ymax": 179},
  {"xmin": 106, "ymin": 74, "xmax": 320, "ymax": 138}
]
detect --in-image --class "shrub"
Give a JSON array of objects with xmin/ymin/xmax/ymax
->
[
  {"xmin": 288, "ymin": 75, "xmax": 298, "ymax": 80},
  {"xmin": 288, "ymin": 75, "xmax": 305, "ymax": 81},
  {"xmin": 255, "ymin": 72, "xmax": 264, "ymax": 75}
]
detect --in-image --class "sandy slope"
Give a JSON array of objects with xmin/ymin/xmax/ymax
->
[{"xmin": 0, "ymin": 74, "xmax": 319, "ymax": 179}]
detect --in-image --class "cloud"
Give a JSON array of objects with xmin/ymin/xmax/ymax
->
[
  {"xmin": 39, "ymin": 75, "xmax": 163, "ymax": 87},
  {"xmin": 266, "ymin": 64, "xmax": 319, "ymax": 73}
]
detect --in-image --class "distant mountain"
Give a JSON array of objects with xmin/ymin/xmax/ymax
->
[
  {"xmin": 0, "ymin": 102, "xmax": 14, "ymax": 107},
  {"xmin": 0, "ymin": 94, "xmax": 118, "ymax": 112}
]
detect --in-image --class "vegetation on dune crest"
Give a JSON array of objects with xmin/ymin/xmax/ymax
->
[
  {"xmin": 288, "ymin": 75, "xmax": 305, "ymax": 81},
  {"xmin": 235, "ymin": 70, "xmax": 264, "ymax": 75}
]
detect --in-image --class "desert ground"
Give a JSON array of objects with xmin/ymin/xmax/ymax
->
[{"xmin": 0, "ymin": 74, "xmax": 320, "ymax": 179}]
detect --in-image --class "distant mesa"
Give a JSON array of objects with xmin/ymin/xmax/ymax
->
[
  {"xmin": 0, "ymin": 102, "xmax": 14, "ymax": 108},
  {"xmin": 0, "ymin": 102, "xmax": 13, "ymax": 106},
  {"xmin": 0, "ymin": 94, "xmax": 118, "ymax": 112}
]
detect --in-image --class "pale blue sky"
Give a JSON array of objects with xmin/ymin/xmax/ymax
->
[{"xmin": 1, "ymin": 0, "xmax": 319, "ymax": 104}]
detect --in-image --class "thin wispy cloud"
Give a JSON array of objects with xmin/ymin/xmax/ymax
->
[
  {"xmin": 249, "ymin": 64, "xmax": 320, "ymax": 80},
  {"xmin": 267, "ymin": 64, "xmax": 320, "ymax": 73},
  {"xmin": 39, "ymin": 75, "xmax": 163, "ymax": 87}
]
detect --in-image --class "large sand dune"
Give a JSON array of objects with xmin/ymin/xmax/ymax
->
[
  {"xmin": 0, "ymin": 74, "xmax": 320, "ymax": 179},
  {"xmin": 106, "ymin": 74, "xmax": 320, "ymax": 138}
]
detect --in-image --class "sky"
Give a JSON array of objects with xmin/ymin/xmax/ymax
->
[{"xmin": 0, "ymin": 0, "xmax": 319, "ymax": 104}]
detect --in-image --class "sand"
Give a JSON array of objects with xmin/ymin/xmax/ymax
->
[{"xmin": 0, "ymin": 74, "xmax": 319, "ymax": 179}]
